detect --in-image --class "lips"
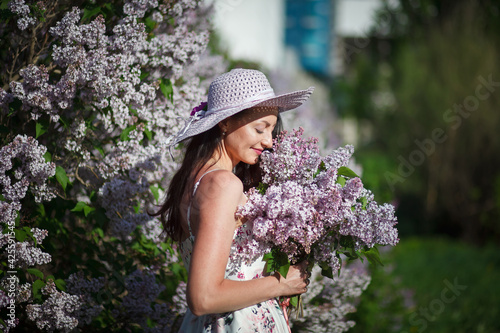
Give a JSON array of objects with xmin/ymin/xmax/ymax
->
[{"xmin": 252, "ymin": 148, "xmax": 263, "ymax": 155}]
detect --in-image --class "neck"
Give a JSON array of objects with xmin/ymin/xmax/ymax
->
[{"xmin": 209, "ymin": 145, "xmax": 238, "ymax": 171}]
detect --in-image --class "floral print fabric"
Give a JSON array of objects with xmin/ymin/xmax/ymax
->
[{"xmin": 178, "ymin": 221, "xmax": 289, "ymax": 332}]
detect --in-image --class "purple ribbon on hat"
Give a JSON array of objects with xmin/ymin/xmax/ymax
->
[
  {"xmin": 190, "ymin": 101, "xmax": 208, "ymax": 116},
  {"xmin": 169, "ymin": 101, "xmax": 208, "ymax": 159}
]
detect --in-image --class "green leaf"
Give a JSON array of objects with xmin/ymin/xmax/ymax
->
[
  {"xmin": 95, "ymin": 145, "xmax": 105, "ymax": 157},
  {"xmin": 336, "ymin": 176, "xmax": 346, "ymax": 187},
  {"xmin": 71, "ymin": 201, "xmax": 87, "ymax": 212},
  {"xmin": 27, "ymin": 268, "xmax": 44, "ymax": 279},
  {"xmin": 144, "ymin": 127, "xmax": 153, "ymax": 141},
  {"xmin": 82, "ymin": 6, "xmax": 102, "ymax": 22},
  {"xmin": 289, "ymin": 295, "xmax": 299, "ymax": 307},
  {"xmin": 129, "ymin": 107, "xmax": 138, "ymax": 116},
  {"xmin": 257, "ymin": 182, "xmax": 269, "ymax": 195},
  {"xmin": 314, "ymin": 161, "xmax": 326, "ymax": 178},
  {"xmin": 43, "ymin": 151, "xmax": 52, "ymax": 162},
  {"xmin": 262, "ymin": 252, "xmax": 276, "ymax": 274},
  {"xmin": 140, "ymin": 71, "xmax": 150, "ymax": 80},
  {"xmin": 37, "ymin": 204, "xmax": 46, "ymax": 217},
  {"xmin": 94, "ymin": 228, "xmax": 104, "ymax": 238},
  {"xmin": 360, "ymin": 196, "xmax": 368, "ymax": 209},
  {"xmin": 55, "ymin": 279, "xmax": 66, "ymax": 292},
  {"xmin": 71, "ymin": 202, "xmax": 95, "ymax": 217},
  {"xmin": 32, "ymin": 279, "xmax": 46, "ymax": 300},
  {"xmin": 133, "ymin": 202, "xmax": 140, "ymax": 214},
  {"xmin": 338, "ymin": 166, "xmax": 359, "ymax": 178},
  {"xmin": 150, "ymin": 185, "xmax": 159, "ymax": 203},
  {"xmin": 144, "ymin": 17, "xmax": 157, "ymax": 32},
  {"xmin": 83, "ymin": 205, "xmax": 95, "ymax": 217},
  {"xmin": 361, "ymin": 246, "xmax": 384, "ymax": 267},
  {"xmin": 278, "ymin": 262, "xmax": 290, "ymax": 278},
  {"xmin": 14, "ymin": 229, "xmax": 27, "ymax": 242},
  {"xmin": 320, "ymin": 262, "xmax": 334, "ymax": 279},
  {"xmin": 35, "ymin": 121, "xmax": 48, "ymax": 138},
  {"xmin": 55, "ymin": 166, "xmax": 69, "ymax": 190},
  {"xmin": 160, "ymin": 78, "xmax": 173, "ymax": 102},
  {"xmin": 120, "ymin": 125, "xmax": 136, "ymax": 141}
]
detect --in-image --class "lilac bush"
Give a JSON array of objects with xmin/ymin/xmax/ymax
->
[{"xmin": 1, "ymin": 0, "xmax": 226, "ymax": 331}]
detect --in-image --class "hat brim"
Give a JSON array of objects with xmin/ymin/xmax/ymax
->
[{"xmin": 172, "ymin": 86, "xmax": 314, "ymax": 146}]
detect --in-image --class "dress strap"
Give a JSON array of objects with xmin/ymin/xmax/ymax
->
[{"xmin": 187, "ymin": 169, "xmax": 221, "ymax": 236}]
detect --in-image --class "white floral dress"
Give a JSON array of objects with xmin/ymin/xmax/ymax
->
[{"xmin": 178, "ymin": 170, "xmax": 289, "ymax": 333}]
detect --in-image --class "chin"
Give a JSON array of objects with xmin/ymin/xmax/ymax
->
[
  {"xmin": 242, "ymin": 156, "xmax": 259, "ymax": 165},
  {"xmin": 244, "ymin": 159, "xmax": 259, "ymax": 165}
]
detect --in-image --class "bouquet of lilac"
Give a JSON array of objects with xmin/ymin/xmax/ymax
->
[{"xmin": 235, "ymin": 127, "xmax": 399, "ymax": 310}]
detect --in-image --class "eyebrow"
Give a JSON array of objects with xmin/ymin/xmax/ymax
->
[{"xmin": 258, "ymin": 120, "xmax": 276, "ymax": 127}]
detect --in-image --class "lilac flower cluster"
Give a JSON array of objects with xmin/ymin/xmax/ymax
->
[
  {"xmin": 0, "ymin": 135, "xmax": 56, "ymax": 206},
  {"xmin": 113, "ymin": 270, "xmax": 182, "ymax": 332},
  {"xmin": 291, "ymin": 264, "xmax": 371, "ymax": 332},
  {"xmin": 261, "ymin": 127, "xmax": 321, "ymax": 185},
  {"xmin": 0, "ymin": 136, "xmax": 55, "ymax": 273},
  {"xmin": 26, "ymin": 280, "xmax": 82, "ymax": 332},
  {"xmin": 8, "ymin": 0, "xmax": 37, "ymax": 30},
  {"xmin": 236, "ymin": 127, "xmax": 399, "ymax": 276},
  {"xmin": 11, "ymin": 229, "xmax": 51, "ymax": 268},
  {"xmin": 64, "ymin": 272, "xmax": 105, "ymax": 326}
]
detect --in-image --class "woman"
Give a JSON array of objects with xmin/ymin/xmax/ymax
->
[{"xmin": 155, "ymin": 69, "xmax": 314, "ymax": 332}]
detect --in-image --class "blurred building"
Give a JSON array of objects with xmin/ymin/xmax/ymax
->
[
  {"xmin": 209, "ymin": 0, "xmax": 382, "ymax": 151},
  {"xmin": 211, "ymin": 0, "xmax": 382, "ymax": 76}
]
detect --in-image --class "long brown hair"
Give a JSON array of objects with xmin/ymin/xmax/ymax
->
[{"xmin": 152, "ymin": 112, "xmax": 283, "ymax": 242}]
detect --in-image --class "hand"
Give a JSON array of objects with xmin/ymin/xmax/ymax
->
[{"xmin": 276, "ymin": 261, "xmax": 310, "ymax": 297}]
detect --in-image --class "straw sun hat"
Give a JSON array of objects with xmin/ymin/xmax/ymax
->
[{"xmin": 170, "ymin": 68, "xmax": 314, "ymax": 147}]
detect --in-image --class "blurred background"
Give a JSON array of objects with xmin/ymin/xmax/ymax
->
[{"xmin": 207, "ymin": 0, "xmax": 500, "ymax": 332}]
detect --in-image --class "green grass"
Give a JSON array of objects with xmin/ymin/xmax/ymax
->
[{"xmin": 348, "ymin": 237, "xmax": 500, "ymax": 333}]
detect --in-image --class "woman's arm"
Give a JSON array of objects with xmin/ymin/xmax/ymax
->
[{"xmin": 186, "ymin": 170, "xmax": 307, "ymax": 316}]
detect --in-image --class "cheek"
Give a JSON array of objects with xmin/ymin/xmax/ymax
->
[{"xmin": 231, "ymin": 128, "xmax": 256, "ymax": 146}]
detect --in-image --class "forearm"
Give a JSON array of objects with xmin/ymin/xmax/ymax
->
[{"xmin": 187, "ymin": 274, "xmax": 282, "ymax": 316}]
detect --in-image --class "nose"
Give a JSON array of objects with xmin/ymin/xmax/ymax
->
[{"xmin": 262, "ymin": 132, "xmax": 273, "ymax": 148}]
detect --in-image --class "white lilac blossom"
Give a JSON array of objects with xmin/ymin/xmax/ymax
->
[
  {"xmin": 8, "ymin": 0, "xmax": 37, "ymax": 30},
  {"xmin": 12, "ymin": 237, "xmax": 51, "ymax": 269},
  {"xmin": 0, "ymin": 290, "xmax": 10, "ymax": 308},
  {"xmin": 4, "ymin": 228, "xmax": 51, "ymax": 270},
  {"xmin": 0, "ymin": 88, "xmax": 14, "ymax": 114},
  {"xmin": 291, "ymin": 265, "xmax": 371, "ymax": 333},
  {"xmin": 0, "ymin": 135, "xmax": 56, "ymax": 205},
  {"xmin": 236, "ymin": 127, "xmax": 399, "ymax": 277},
  {"xmin": 26, "ymin": 280, "xmax": 82, "ymax": 332}
]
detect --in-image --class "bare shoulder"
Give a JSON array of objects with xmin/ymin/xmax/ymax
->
[{"xmin": 195, "ymin": 169, "xmax": 243, "ymax": 203}]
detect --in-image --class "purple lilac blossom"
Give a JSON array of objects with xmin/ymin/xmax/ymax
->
[{"xmin": 236, "ymin": 128, "xmax": 399, "ymax": 276}]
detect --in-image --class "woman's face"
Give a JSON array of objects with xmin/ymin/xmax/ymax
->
[{"xmin": 220, "ymin": 108, "xmax": 278, "ymax": 165}]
